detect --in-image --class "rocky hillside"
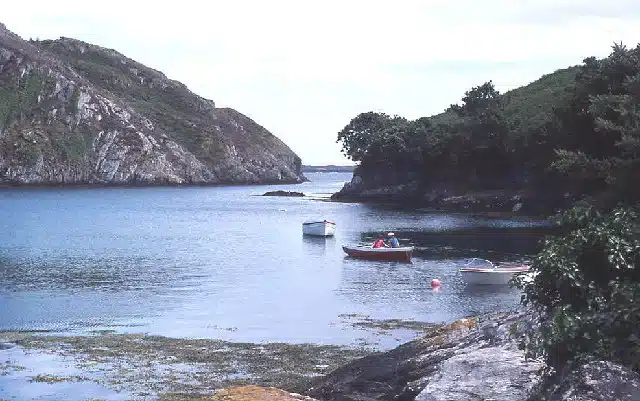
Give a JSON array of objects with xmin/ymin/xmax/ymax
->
[{"xmin": 0, "ymin": 23, "xmax": 304, "ymax": 185}]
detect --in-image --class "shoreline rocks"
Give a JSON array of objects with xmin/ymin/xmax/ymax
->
[
  {"xmin": 262, "ymin": 190, "xmax": 305, "ymax": 197},
  {"xmin": 305, "ymin": 311, "xmax": 543, "ymax": 401},
  {"xmin": 304, "ymin": 311, "xmax": 640, "ymax": 401}
]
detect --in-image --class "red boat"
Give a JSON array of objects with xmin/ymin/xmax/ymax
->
[{"xmin": 342, "ymin": 245, "xmax": 413, "ymax": 262}]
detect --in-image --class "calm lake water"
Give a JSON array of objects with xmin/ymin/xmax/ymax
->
[{"xmin": 0, "ymin": 172, "xmax": 549, "ymax": 348}]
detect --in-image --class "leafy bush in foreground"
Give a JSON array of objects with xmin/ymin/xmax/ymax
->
[{"xmin": 515, "ymin": 205, "xmax": 640, "ymax": 371}]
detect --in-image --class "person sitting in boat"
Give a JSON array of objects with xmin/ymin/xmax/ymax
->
[
  {"xmin": 387, "ymin": 232, "xmax": 400, "ymax": 248},
  {"xmin": 372, "ymin": 235, "xmax": 387, "ymax": 248}
]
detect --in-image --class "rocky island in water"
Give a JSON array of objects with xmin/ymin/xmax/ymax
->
[{"xmin": 0, "ymin": 23, "xmax": 304, "ymax": 186}]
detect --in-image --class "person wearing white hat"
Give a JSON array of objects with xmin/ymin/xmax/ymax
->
[{"xmin": 387, "ymin": 232, "xmax": 400, "ymax": 248}]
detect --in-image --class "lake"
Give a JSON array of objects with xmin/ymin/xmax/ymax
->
[{"xmin": 0, "ymin": 172, "xmax": 549, "ymax": 349}]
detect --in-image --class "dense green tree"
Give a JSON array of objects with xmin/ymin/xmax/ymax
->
[
  {"xmin": 335, "ymin": 43, "xmax": 637, "ymax": 204},
  {"xmin": 442, "ymin": 81, "xmax": 512, "ymax": 187},
  {"xmin": 336, "ymin": 112, "xmax": 408, "ymax": 163},
  {"xmin": 551, "ymin": 44, "xmax": 640, "ymax": 205},
  {"xmin": 447, "ymin": 80, "xmax": 507, "ymax": 151}
]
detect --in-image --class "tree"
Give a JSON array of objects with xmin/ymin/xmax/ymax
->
[
  {"xmin": 447, "ymin": 80, "xmax": 508, "ymax": 151},
  {"xmin": 443, "ymin": 81, "xmax": 511, "ymax": 187},
  {"xmin": 336, "ymin": 112, "xmax": 408, "ymax": 164},
  {"xmin": 551, "ymin": 43, "xmax": 640, "ymax": 206}
]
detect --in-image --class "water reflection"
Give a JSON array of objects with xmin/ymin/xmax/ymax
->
[{"xmin": 337, "ymin": 258, "xmax": 430, "ymax": 306}]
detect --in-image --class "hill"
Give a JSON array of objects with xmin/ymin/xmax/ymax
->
[
  {"xmin": 0, "ymin": 23, "xmax": 304, "ymax": 185},
  {"xmin": 331, "ymin": 62, "xmax": 585, "ymax": 213},
  {"xmin": 429, "ymin": 66, "xmax": 578, "ymax": 134}
]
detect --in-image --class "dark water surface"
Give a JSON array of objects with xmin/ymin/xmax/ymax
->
[{"xmin": 0, "ymin": 172, "xmax": 549, "ymax": 348}]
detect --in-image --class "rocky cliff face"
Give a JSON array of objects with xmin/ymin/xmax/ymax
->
[{"xmin": 0, "ymin": 23, "xmax": 304, "ymax": 185}]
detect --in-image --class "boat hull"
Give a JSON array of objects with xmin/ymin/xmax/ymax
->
[
  {"xmin": 342, "ymin": 245, "xmax": 413, "ymax": 262},
  {"xmin": 459, "ymin": 266, "xmax": 530, "ymax": 286},
  {"xmin": 302, "ymin": 220, "xmax": 336, "ymax": 236}
]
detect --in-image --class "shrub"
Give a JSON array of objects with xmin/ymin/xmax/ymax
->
[{"xmin": 515, "ymin": 205, "xmax": 640, "ymax": 371}]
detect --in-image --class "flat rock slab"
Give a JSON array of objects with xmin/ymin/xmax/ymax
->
[
  {"xmin": 415, "ymin": 344, "xmax": 541, "ymax": 401},
  {"xmin": 214, "ymin": 385, "xmax": 318, "ymax": 401}
]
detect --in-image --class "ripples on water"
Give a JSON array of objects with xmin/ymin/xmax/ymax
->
[{"xmin": 0, "ymin": 172, "xmax": 551, "ymax": 347}]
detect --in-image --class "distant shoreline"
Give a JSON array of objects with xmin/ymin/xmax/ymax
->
[
  {"xmin": 301, "ymin": 165, "xmax": 355, "ymax": 173},
  {"xmin": 0, "ymin": 178, "xmax": 306, "ymax": 190}
]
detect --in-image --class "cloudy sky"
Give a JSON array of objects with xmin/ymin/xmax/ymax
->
[{"xmin": 3, "ymin": 0, "xmax": 639, "ymax": 165}]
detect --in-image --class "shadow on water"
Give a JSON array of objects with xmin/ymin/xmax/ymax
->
[{"xmin": 358, "ymin": 226, "xmax": 554, "ymax": 263}]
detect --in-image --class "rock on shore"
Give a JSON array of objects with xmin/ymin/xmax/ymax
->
[
  {"xmin": 306, "ymin": 312, "xmax": 542, "ymax": 401},
  {"xmin": 305, "ymin": 311, "xmax": 640, "ymax": 401}
]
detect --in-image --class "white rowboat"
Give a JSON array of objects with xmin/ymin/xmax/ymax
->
[{"xmin": 302, "ymin": 220, "xmax": 336, "ymax": 237}]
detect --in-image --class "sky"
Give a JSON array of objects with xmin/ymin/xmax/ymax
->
[{"xmin": 2, "ymin": 0, "xmax": 640, "ymax": 165}]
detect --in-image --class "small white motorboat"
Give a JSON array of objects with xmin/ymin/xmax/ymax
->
[
  {"xmin": 302, "ymin": 220, "xmax": 336, "ymax": 237},
  {"xmin": 458, "ymin": 258, "xmax": 531, "ymax": 286}
]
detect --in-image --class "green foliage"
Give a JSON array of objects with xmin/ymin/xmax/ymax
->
[
  {"xmin": 503, "ymin": 67, "xmax": 578, "ymax": 141},
  {"xmin": 551, "ymin": 43, "xmax": 640, "ymax": 205},
  {"xmin": 50, "ymin": 130, "xmax": 88, "ymax": 163},
  {"xmin": 335, "ymin": 67, "xmax": 577, "ymax": 191},
  {"xmin": 0, "ymin": 86, "xmax": 18, "ymax": 129},
  {"xmin": 447, "ymin": 80, "xmax": 507, "ymax": 149},
  {"xmin": 336, "ymin": 42, "xmax": 636, "ymax": 205},
  {"xmin": 336, "ymin": 112, "xmax": 410, "ymax": 163},
  {"xmin": 515, "ymin": 205, "xmax": 640, "ymax": 371},
  {"xmin": 0, "ymin": 71, "xmax": 45, "ymax": 130}
]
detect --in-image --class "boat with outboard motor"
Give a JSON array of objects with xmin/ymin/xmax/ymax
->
[
  {"xmin": 342, "ymin": 245, "xmax": 413, "ymax": 262},
  {"xmin": 458, "ymin": 258, "xmax": 531, "ymax": 285}
]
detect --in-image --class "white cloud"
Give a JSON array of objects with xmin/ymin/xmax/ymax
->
[{"xmin": 2, "ymin": 0, "xmax": 639, "ymax": 164}]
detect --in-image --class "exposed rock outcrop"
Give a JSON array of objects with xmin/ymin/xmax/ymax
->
[
  {"xmin": 305, "ymin": 311, "xmax": 640, "ymax": 401},
  {"xmin": 0, "ymin": 23, "xmax": 305, "ymax": 186},
  {"xmin": 532, "ymin": 361, "xmax": 640, "ymax": 401},
  {"xmin": 306, "ymin": 312, "xmax": 544, "ymax": 401}
]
